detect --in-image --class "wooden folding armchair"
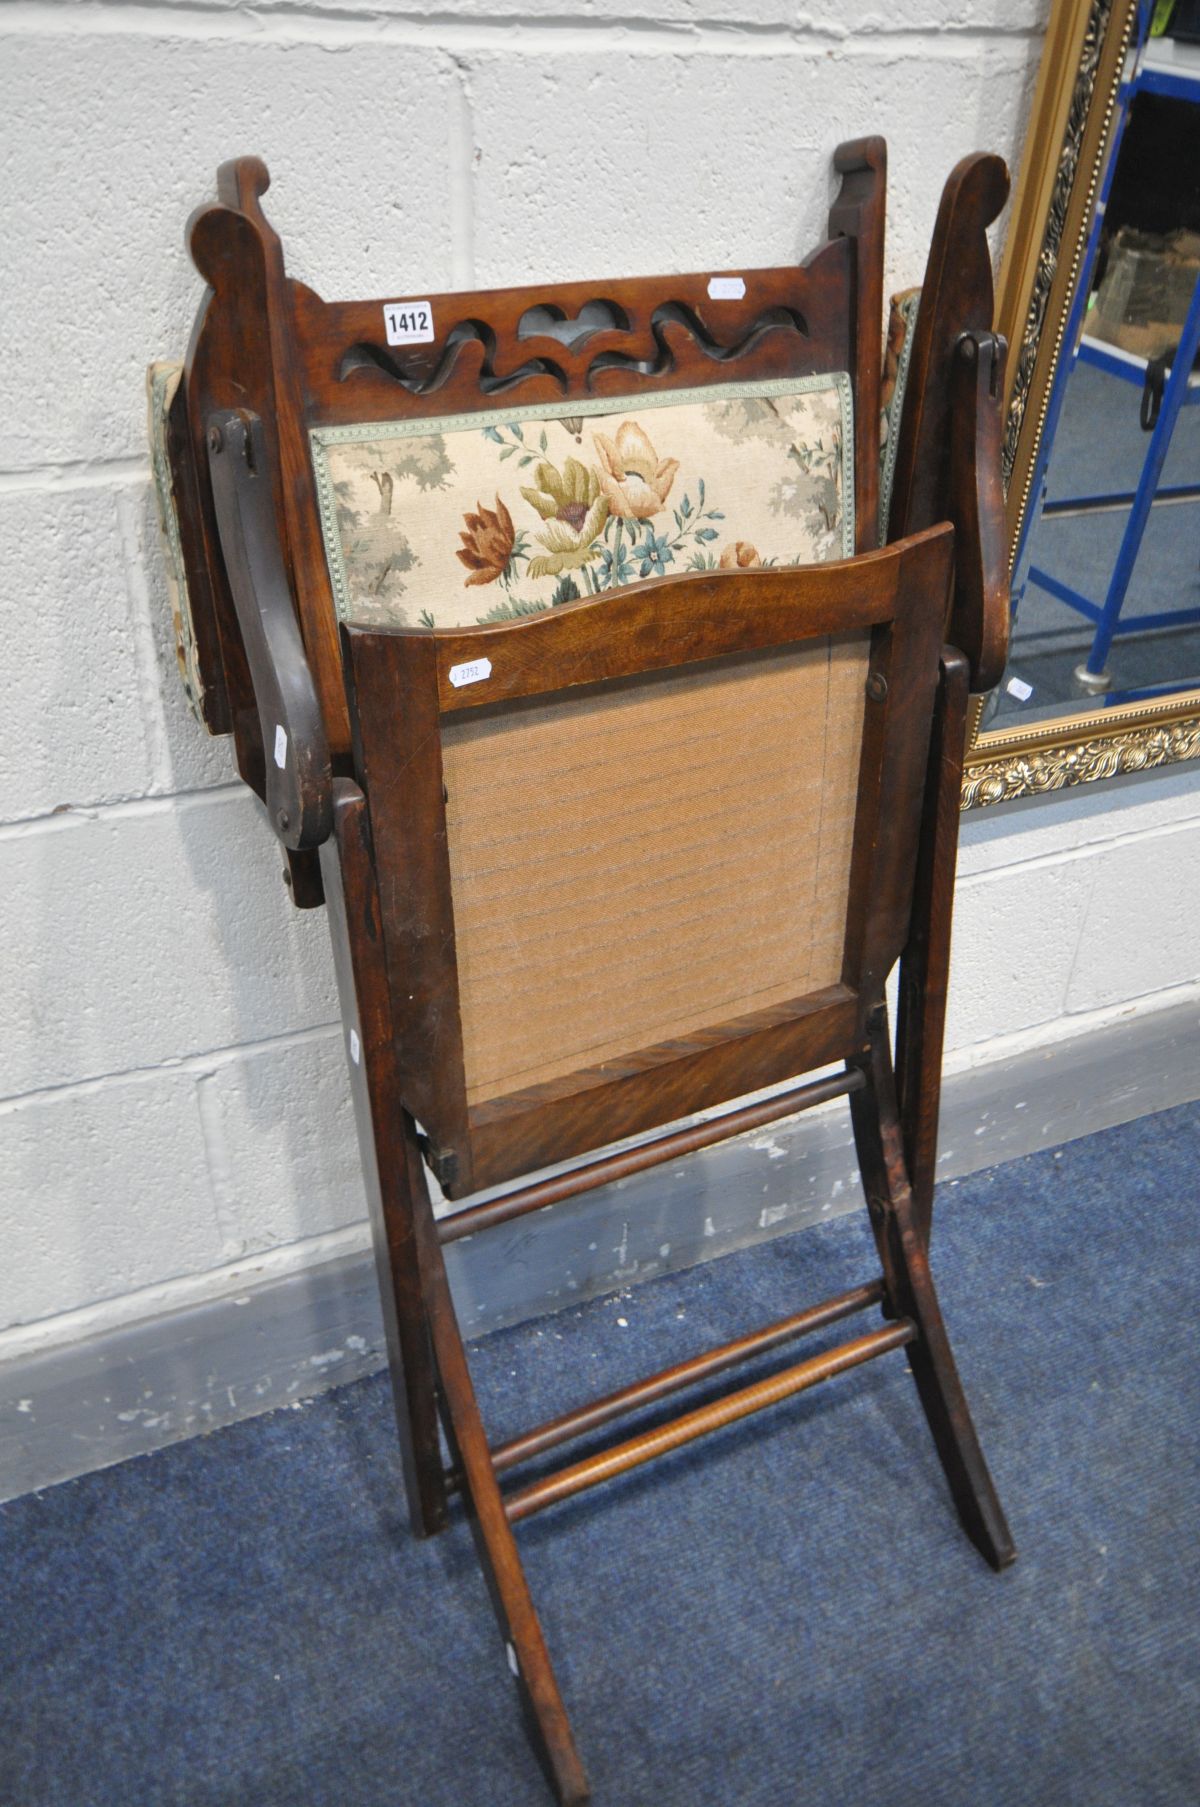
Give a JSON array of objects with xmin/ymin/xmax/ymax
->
[{"xmin": 152, "ymin": 140, "xmax": 1014, "ymax": 1801}]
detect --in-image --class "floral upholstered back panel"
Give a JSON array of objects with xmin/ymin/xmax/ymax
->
[{"xmin": 310, "ymin": 375, "xmax": 854, "ymax": 630}]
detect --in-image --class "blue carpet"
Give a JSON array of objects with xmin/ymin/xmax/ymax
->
[{"xmin": 2, "ymin": 1101, "xmax": 1199, "ymax": 1806}]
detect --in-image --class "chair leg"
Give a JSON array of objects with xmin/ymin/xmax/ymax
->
[
  {"xmin": 851, "ymin": 1006, "xmax": 1015, "ymax": 1572},
  {"xmin": 321, "ymin": 784, "xmax": 448, "ymax": 1539},
  {"xmin": 324, "ymin": 788, "xmax": 586, "ymax": 1797},
  {"xmin": 895, "ymin": 649, "xmax": 969, "ymax": 1247},
  {"xmin": 402, "ymin": 1120, "xmax": 592, "ymax": 1806}
]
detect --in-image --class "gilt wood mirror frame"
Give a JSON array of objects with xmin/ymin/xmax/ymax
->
[{"xmin": 964, "ymin": 0, "xmax": 1200, "ymax": 808}]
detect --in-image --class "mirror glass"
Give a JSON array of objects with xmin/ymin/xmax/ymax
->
[{"xmin": 985, "ymin": 30, "xmax": 1200, "ymax": 735}]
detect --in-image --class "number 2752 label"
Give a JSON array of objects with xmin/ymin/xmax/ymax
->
[{"xmin": 383, "ymin": 300, "xmax": 435, "ymax": 346}]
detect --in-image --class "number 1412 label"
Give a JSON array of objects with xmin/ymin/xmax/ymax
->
[{"xmin": 383, "ymin": 301, "xmax": 435, "ymax": 346}]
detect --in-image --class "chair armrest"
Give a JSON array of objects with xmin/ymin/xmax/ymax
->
[
  {"xmin": 882, "ymin": 151, "xmax": 1011, "ymax": 692},
  {"xmin": 947, "ymin": 330, "xmax": 1009, "ymax": 693},
  {"xmin": 206, "ymin": 409, "xmax": 332, "ymax": 850},
  {"xmin": 884, "ymin": 152, "xmax": 1009, "ymax": 548}
]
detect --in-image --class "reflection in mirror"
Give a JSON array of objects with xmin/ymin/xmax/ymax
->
[{"xmin": 986, "ymin": 22, "xmax": 1200, "ymax": 735}]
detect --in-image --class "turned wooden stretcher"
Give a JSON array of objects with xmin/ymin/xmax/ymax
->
[{"xmin": 151, "ymin": 139, "xmax": 1013, "ymax": 1802}]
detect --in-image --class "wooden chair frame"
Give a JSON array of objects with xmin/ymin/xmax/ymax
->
[{"xmin": 161, "ymin": 138, "xmax": 1015, "ymax": 1802}]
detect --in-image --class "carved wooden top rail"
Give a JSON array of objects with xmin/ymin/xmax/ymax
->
[{"xmin": 295, "ymin": 264, "xmax": 851, "ymax": 418}]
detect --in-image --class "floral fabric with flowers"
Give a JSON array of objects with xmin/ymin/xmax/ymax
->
[{"xmin": 311, "ymin": 375, "xmax": 853, "ymax": 629}]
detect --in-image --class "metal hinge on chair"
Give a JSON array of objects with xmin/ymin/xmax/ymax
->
[{"xmin": 206, "ymin": 409, "xmax": 332, "ymax": 853}]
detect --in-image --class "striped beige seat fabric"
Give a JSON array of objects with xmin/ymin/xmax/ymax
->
[{"xmin": 441, "ymin": 634, "xmax": 870, "ymax": 1106}]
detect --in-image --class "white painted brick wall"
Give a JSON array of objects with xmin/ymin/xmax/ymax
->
[
  {"xmin": 1, "ymin": 0, "xmax": 1196, "ymax": 1358},
  {"xmin": 0, "ymin": 1069, "xmax": 220, "ymax": 1327}
]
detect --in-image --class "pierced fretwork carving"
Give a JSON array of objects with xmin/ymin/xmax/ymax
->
[
  {"xmin": 335, "ymin": 297, "xmax": 812, "ymax": 403},
  {"xmin": 587, "ymin": 300, "xmax": 809, "ymax": 384},
  {"xmin": 516, "ymin": 299, "xmax": 630, "ymax": 347},
  {"xmin": 338, "ymin": 319, "xmax": 568, "ymax": 397}
]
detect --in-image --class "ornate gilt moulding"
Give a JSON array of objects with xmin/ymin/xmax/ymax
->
[{"xmin": 962, "ymin": 698, "xmax": 1200, "ymax": 808}]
